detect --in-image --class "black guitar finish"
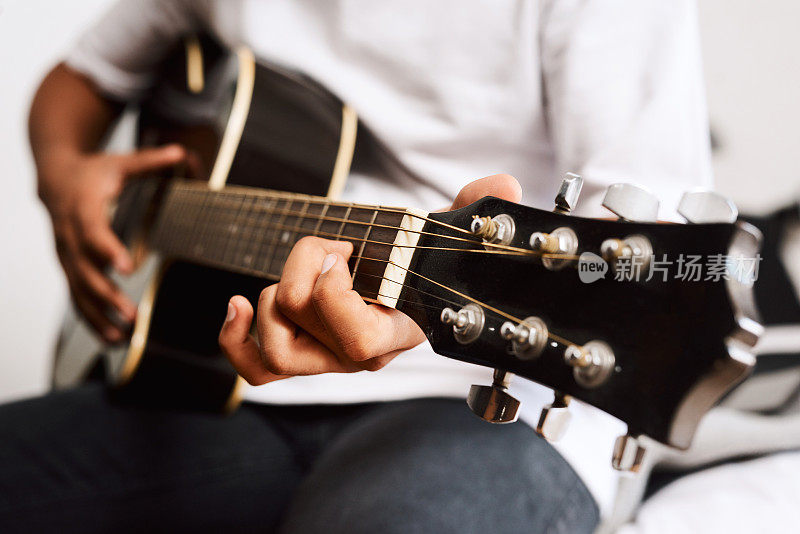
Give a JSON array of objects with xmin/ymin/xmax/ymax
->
[
  {"xmin": 115, "ymin": 37, "xmax": 344, "ymax": 410},
  {"xmin": 398, "ymin": 198, "xmax": 757, "ymax": 447},
  {"xmin": 56, "ymin": 34, "xmax": 761, "ymax": 451}
]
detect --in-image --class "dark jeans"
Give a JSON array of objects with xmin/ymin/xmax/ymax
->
[{"xmin": 0, "ymin": 384, "xmax": 597, "ymax": 533}]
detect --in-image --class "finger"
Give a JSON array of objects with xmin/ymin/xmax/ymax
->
[
  {"xmin": 219, "ymin": 295, "xmax": 285, "ymax": 386},
  {"xmin": 258, "ymin": 285, "xmax": 360, "ymax": 376},
  {"xmin": 119, "ymin": 144, "xmax": 187, "ymax": 176},
  {"xmin": 57, "ymin": 232, "xmax": 130, "ymax": 341},
  {"xmin": 274, "ymin": 237, "xmax": 354, "ymax": 349},
  {"xmin": 73, "ymin": 256, "xmax": 137, "ymax": 322},
  {"xmin": 81, "ymin": 219, "xmax": 134, "ymax": 274},
  {"xmin": 450, "ymin": 174, "xmax": 522, "ymax": 210},
  {"xmin": 183, "ymin": 149, "xmax": 207, "ymax": 180},
  {"xmin": 311, "ymin": 253, "xmax": 425, "ymax": 364},
  {"xmin": 70, "ymin": 282, "xmax": 124, "ymax": 344}
]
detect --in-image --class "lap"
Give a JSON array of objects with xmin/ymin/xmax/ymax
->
[
  {"xmin": 0, "ymin": 384, "xmax": 301, "ymax": 533},
  {"xmin": 278, "ymin": 398, "xmax": 598, "ymax": 534},
  {"xmin": 0, "ymin": 388, "xmax": 597, "ymax": 534}
]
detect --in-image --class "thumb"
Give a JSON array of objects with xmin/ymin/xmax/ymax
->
[
  {"xmin": 120, "ymin": 144, "xmax": 187, "ymax": 176},
  {"xmin": 219, "ymin": 296, "xmax": 266, "ymax": 385},
  {"xmin": 450, "ymin": 173, "xmax": 522, "ymax": 210}
]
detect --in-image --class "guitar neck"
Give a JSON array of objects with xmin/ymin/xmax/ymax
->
[{"xmin": 149, "ymin": 180, "xmax": 426, "ymax": 306}]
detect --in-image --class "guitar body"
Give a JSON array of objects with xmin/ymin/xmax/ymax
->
[
  {"xmin": 54, "ymin": 36, "xmax": 356, "ymax": 410},
  {"xmin": 51, "ymin": 37, "xmax": 761, "ymax": 452}
]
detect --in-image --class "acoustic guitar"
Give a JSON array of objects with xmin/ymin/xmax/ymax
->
[{"xmin": 53, "ymin": 35, "xmax": 762, "ymax": 470}]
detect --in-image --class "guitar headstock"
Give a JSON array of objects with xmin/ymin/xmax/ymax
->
[{"xmin": 396, "ymin": 174, "xmax": 762, "ymax": 470}]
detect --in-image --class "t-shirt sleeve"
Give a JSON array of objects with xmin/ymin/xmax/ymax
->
[
  {"xmin": 65, "ymin": 0, "xmax": 210, "ymax": 102},
  {"xmin": 539, "ymin": 0, "xmax": 713, "ymax": 221}
]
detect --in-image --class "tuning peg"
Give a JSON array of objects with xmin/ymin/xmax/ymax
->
[
  {"xmin": 602, "ymin": 183, "xmax": 660, "ymax": 222},
  {"xmin": 678, "ymin": 190, "xmax": 738, "ymax": 224},
  {"xmin": 440, "ymin": 304, "xmax": 485, "ymax": 344},
  {"xmin": 554, "ymin": 172, "xmax": 584, "ymax": 214},
  {"xmin": 611, "ymin": 434, "xmax": 647, "ymax": 472},
  {"xmin": 536, "ymin": 393, "xmax": 572, "ymax": 441},
  {"xmin": 500, "ymin": 316, "xmax": 548, "ymax": 360},
  {"xmin": 467, "ymin": 369, "xmax": 520, "ymax": 424},
  {"xmin": 471, "ymin": 214, "xmax": 516, "ymax": 245},
  {"xmin": 563, "ymin": 341, "xmax": 615, "ymax": 388}
]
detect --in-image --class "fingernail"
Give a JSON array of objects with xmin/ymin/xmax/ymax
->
[
  {"xmin": 123, "ymin": 304, "xmax": 137, "ymax": 322},
  {"xmin": 105, "ymin": 328, "xmax": 121, "ymax": 344},
  {"xmin": 114, "ymin": 257, "xmax": 132, "ymax": 274},
  {"xmin": 320, "ymin": 253, "xmax": 337, "ymax": 275},
  {"xmin": 113, "ymin": 306, "xmax": 135, "ymax": 325},
  {"xmin": 226, "ymin": 302, "xmax": 237, "ymax": 322},
  {"xmin": 167, "ymin": 145, "xmax": 185, "ymax": 158}
]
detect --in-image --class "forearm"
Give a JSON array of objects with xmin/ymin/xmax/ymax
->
[{"xmin": 29, "ymin": 63, "xmax": 123, "ymax": 203}]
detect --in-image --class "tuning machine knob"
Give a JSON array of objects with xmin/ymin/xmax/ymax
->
[
  {"xmin": 678, "ymin": 190, "xmax": 738, "ymax": 224},
  {"xmin": 564, "ymin": 341, "xmax": 615, "ymax": 388},
  {"xmin": 467, "ymin": 369, "xmax": 520, "ymax": 424},
  {"xmin": 612, "ymin": 434, "xmax": 647, "ymax": 472},
  {"xmin": 530, "ymin": 227, "xmax": 579, "ymax": 270},
  {"xmin": 536, "ymin": 392, "xmax": 572, "ymax": 442},
  {"xmin": 471, "ymin": 214, "xmax": 515, "ymax": 245},
  {"xmin": 554, "ymin": 172, "xmax": 584, "ymax": 214},
  {"xmin": 602, "ymin": 183, "xmax": 660, "ymax": 222},
  {"xmin": 600, "ymin": 234, "xmax": 654, "ymax": 273},
  {"xmin": 527, "ymin": 173, "xmax": 583, "ymax": 268},
  {"xmin": 440, "ymin": 304, "xmax": 485, "ymax": 344},
  {"xmin": 500, "ymin": 316, "xmax": 548, "ymax": 360}
]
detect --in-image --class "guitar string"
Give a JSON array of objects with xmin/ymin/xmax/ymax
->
[
  {"xmin": 168, "ymin": 187, "xmax": 582, "ymax": 262},
  {"xmin": 346, "ymin": 255, "xmax": 574, "ymax": 347},
  {"xmin": 163, "ymin": 238, "xmax": 577, "ymax": 348},
  {"xmin": 164, "ymin": 187, "xmax": 580, "ymax": 347},
  {"xmin": 172, "ymin": 182, "xmax": 579, "ymax": 259},
  {"xmin": 173, "ymin": 187, "xmax": 543, "ymax": 258}
]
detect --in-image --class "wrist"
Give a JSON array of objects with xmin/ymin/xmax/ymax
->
[{"xmin": 35, "ymin": 147, "xmax": 88, "ymax": 205}]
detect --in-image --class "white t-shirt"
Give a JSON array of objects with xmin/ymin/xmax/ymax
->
[{"xmin": 67, "ymin": 0, "xmax": 713, "ymax": 517}]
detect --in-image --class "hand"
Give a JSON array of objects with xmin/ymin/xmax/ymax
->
[
  {"xmin": 39, "ymin": 145, "xmax": 187, "ymax": 343},
  {"xmin": 219, "ymin": 174, "xmax": 522, "ymax": 385}
]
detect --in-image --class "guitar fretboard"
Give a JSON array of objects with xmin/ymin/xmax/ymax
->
[{"xmin": 149, "ymin": 181, "xmax": 413, "ymax": 303}]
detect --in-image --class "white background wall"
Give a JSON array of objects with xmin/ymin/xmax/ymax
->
[
  {"xmin": 0, "ymin": 0, "xmax": 798, "ymax": 402},
  {"xmin": 699, "ymin": 0, "xmax": 800, "ymax": 212}
]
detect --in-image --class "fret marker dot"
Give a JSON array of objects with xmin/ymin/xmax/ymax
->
[
  {"xmin": 281, "ymin": 231, "xmax": 291, "ymax": 243},
  {"xmin": 244, "ymin": 255, "xmax": 252, "ymax": 265}
]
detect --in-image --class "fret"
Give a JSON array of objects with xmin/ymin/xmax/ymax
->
[
  {"xmin": 268, "ymin": 198, "xmax": 294, "ymax": 276},
  {"xmin": 160, "ymin": 186, "xmax": 185, "ymax": 254},
  {"xmin": 351, "ymin": 209, "xmax": 379, "ymax": 282},
  {"xmin": 207, "ymin": 192, "xmax": 224, "ymax": 265},
  {"xmin": 262, "ymin": 197, "xmax": 291, "ymax": 277},
  {"xmin": 247, "ymin": 194, "xmax": 272, "ymax": 271},
  {"xmin": 311, "ymin": 202, "xmax": 330, "ymax": 237},
  {"xmin": 236, "ymin": 195, "xmax": 259, "ymax": 270},
  {"xmin": 216, "ymin": 192, "xmax": 238, "ymax": 266},
  {"xmin": 335, "ymin": 205, "xmax": 353, "ymax": 241},
  {"xmin": 290, "ymin": 199, "xmax": 310, "ymax": 243},
  {"xmin": 268, "ymin": 198, "xmax": 306, "ymax": 275},
  {"xmin": 297, "ymin": 199, "xmax": 322, "ymax": 238},
  {"xmin": 146, "ymin": 183, "xmax": 422, "ymax": 305},
  {"xmin": 180, "ymin": 188, "xmax": 201, "ymax": 258},
  {"xmin": 164, "ymin": 186, "xmax": 183, "ymax": 254},
  {"xmin": 351, "ymin": 209, "xmax": 406, "ymax": 301},
  {"xmin": 251, "ymin": 195, "xmax": 277, "ymax": 275},
  {"xmin": 194, "ymin": 189, "xmax": 212, "ymax": 260},
  {"xmin": 341, "ymin": 207, "xmax": 379, "ymax": 274},
  {"xmin": 319, "ymin": 203, "xmax": 348, "ymax": 240},
  {"xmin": 221, "ymin": 193, "xmax": 247, "ymax": 266}
]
